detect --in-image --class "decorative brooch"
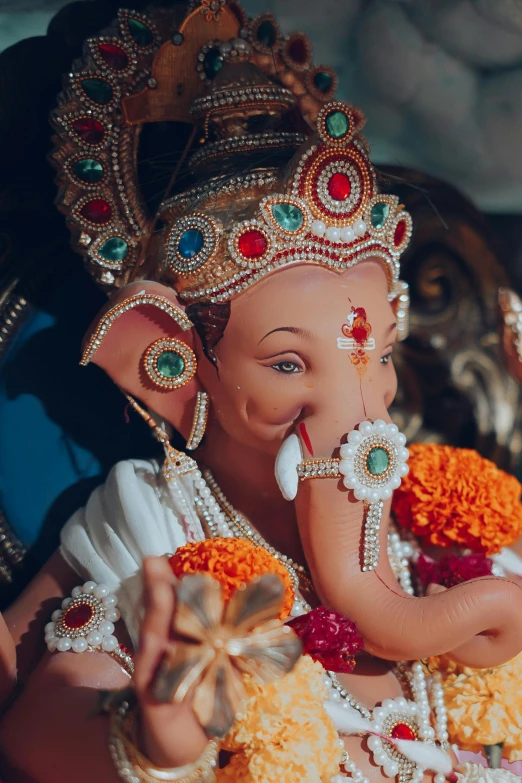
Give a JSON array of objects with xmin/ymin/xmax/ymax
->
[{"xmin": 45, "ymin": 581, "xmax": 120, "ymax": 654}]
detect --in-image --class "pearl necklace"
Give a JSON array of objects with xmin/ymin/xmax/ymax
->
[
  {"xmin": 196, "ymin": 468, "xmax": 311, "ymax": 615},
  {"xmin": 189, "ymin": 466, "xmax": 450, "ymax": 783}
]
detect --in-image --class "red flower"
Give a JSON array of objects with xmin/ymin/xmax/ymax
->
[
  {"xmin": 288, "ymin": 606, "xmax": 363, "ymax": 673},
  {"xmin": 415, "ymin": 553, "xmax": 493, "ymax": 590}
]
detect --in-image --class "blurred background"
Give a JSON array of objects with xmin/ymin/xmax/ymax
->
[{"xmin": 1, "ymin": 0, "xmax": 522, "ymax": 602}]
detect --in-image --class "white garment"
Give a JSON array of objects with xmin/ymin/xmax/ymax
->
[{"xmin": 60, "ymin": 459, "xmax": 204, "ymax": 645}]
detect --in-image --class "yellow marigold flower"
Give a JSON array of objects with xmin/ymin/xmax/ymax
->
[
  {"xmin": 217, "ymin": 656, "xmax": 343, "ymax": 783},
  {"xmin": 428, "ymin": 654, "xmax": 522, "ymax": 762}
]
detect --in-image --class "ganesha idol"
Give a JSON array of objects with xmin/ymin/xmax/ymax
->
[{"xmin": 2, "ymin": 3, "xmax": 522, "ymax": 783}]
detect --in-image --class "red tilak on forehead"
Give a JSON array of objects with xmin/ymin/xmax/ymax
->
[{"xmin": 299, "ymin": 422, "xmax": 314, "ymax": 457}]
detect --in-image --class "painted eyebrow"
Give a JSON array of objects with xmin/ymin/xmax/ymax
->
[{"xmin": 258, "ymin": 326, "xmax": 312, "ymax": 344}]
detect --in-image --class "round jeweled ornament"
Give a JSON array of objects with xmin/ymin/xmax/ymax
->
[
  {"xmin": 367, "ymin": 696, "xmax": 423, "ymax": 781},
  {"xmin": 45, "ymin": 582, "xmax": 120, "ymax": 654},
  {"xmin": 339, "ymin": 419, "xmax": 409, "ymax": 503},
  {"xmin": 339, "ymin": 420, "xmax": 409, "ymax": 571},
  {"xmin": 166, "ymin": 214, "xmax": 219, "ymax": 275},
  {"xmin": 143, "ymin": 337, "xmax": 197, "ymax": 390},
  {"xmin": 229, "ymin": 220, "xmax": 273, "ymax": 267},
  {"xmin": 317, "ymin": 101, "xmax": 365, "ymax": 147}
]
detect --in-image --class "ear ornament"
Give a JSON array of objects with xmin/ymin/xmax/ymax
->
[
  {"xmin": 185, "ymin": 391, "xmax": 209, "ymax": 451},
  {"xmin": 124, "ymin": 394, "xmax": 197, "ymax": 482},
  {"xmin": 142, "ymin": 337, "xmax": 197, "ymax": 390},
  {"xmin": 81, "ymin": 293, "xmax": 193, "ymax": 366}
]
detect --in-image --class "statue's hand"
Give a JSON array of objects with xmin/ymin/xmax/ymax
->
[{"xmin": 134, "ymin": 557, "xmax": 209, "ymax": 769}]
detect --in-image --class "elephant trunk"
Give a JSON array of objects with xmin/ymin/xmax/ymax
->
[{"xmin": 294, "ymin": 477, "xmax": 522, "ymax": 668}]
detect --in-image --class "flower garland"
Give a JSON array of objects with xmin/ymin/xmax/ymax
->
[
  {"xmin": 169, "ymin": 538, "xmax": 295, "ymax": 619},
  {"xmin": 216, "ymin": 655, "xmax": 344, "ymax": 783},
  {"xmin": 425, "ymin": 654, "xmax": 522, "ymax": 762},
  {"xmin": 288, "ymin": 606, "xmax": 363, "ymax": 673},
  {"xmin": 392, "ymin": 444, "xmax": 522, "ymax": 554},
  {"xmin": 169, "ymin": 537, "xmax": 346, "ymax": 782},
  {"xmin": 414, "ymin": 553, "xmax": 493, "ymax": 589}
]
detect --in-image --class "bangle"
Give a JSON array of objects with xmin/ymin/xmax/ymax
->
[
  {"xmin": 297, "ymin": 458, "xmax": 341, "ymax": 480},
  {"xmin": 109, "ymin": 700, "xmax": 218, "ymax": 783},
  {"xmin": 45, "ymin": 581, "xmax": 134, "ymax": 677}
]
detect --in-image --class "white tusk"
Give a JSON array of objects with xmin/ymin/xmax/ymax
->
[{"xmin": 275, "ymin": 434, "xmax": 302, "ymax": 501}]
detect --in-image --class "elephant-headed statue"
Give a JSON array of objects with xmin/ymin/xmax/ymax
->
[{"xmin": 0, "ymin": 3, "xmax": 522, "ymax": 782}]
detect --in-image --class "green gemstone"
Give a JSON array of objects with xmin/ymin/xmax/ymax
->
[
  {"xmin": 371, "ymin": 202, "xmax": 391, "ymax": 230},
  {"xmin": 325, "ymin": 109, "xmax": 349, "ymax": 140},
  {"xmin": 128, "ymin": 17, "xmax": 153, "ymax": 47},
  {"xmin": 72, "ymin": 158, "xmax": 104, "ymax": 184},
  {"xmin": 313, "ymin": 70, "xmax": 333, "ymax": 94},
  {"xmin": 257, "ymin": 19, "xmax": 277, "ymax": 47},
  {"xmin": 81, "ymin": 78, "xmax": 113, "ymax": 105},
  {"xmin": 271, "ymin": 202, "xmax": 304, "ymax": 232},
  {"xmin": 157, "ymin": 350, "xmax": 185, "ymax": 379},
  {"xmin": 98, "ymin": 237, "xmax": 129, "ymax": 262},
  {"xmin": 366, "ymin": 447, "xmax": 390, "ymax": 476},
  {"xmin": 203, "ymin": 48, "xmax": 223, "ymax": 80}
]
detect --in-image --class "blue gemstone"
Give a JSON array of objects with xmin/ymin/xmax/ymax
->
[{"xmin": 178, "ymin": 229, "xmax": 204, "ymax": 259}]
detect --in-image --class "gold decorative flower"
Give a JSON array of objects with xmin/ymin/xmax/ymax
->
[{"xmin": 152, "ymin": 572, "xmax": 302, "ymax": 738}]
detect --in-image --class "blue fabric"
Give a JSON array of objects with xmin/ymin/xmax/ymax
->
[
  {"xmin": 0, "ymin": 308, "xmax": 101, "ymax": 548},
  {"xmin": 0, "ymin": 272, "xmax": 157, "ymax": 566}
]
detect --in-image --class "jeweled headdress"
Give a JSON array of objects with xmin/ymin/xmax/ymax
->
[{"xmin": 51, "ymin": 0, "xmax": 411, "ymax": 337}]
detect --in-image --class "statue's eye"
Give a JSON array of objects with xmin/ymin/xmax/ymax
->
[
  {"xmin": 380, "ymin": 352, "xmax": 392, "ymax": 365},
  {"xmin": 272, "ymin": 361, "xmax": 301, "ymax": 374}
]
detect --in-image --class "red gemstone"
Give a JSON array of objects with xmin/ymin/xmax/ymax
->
[
  {"xmin": 328, "ymin": 172, "xmax": 352, "ymax": 201},
  {"xmin": 80, "ymin": 198, "xmax": 112, "ymax": 224},
  {"xmin": 288, "ymin": 36, "xmax": 309, "ymax": 65},
  {"xmin": 63, "ymin": 602, "xmax": 94, "ymax": 630},
  {"xmin": 71, "ymin": 117, "xmax": 105, "ymax": 145},
  {"xmin": 394, "ymin": 220, "xmax": 406, "ymax": 247},
  {"xmin": 238, "ymin": 229, "xmax": 268, "ymax": 259},
  {"xmin": 98, "ymin": 42, "xmax": 129, "ymax": 71},
  {"xmin": 391, "ymin": 723, "xmax": 416, "ymax": 741}
]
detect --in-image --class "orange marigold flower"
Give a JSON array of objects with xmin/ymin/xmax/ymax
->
[
  {"xmin": 392, "ymin": 443, "xmax": 522, "ymax": 555},
  {"xmin": 169, "ymin": 538, "xmax": 295, "ymax": 619}
]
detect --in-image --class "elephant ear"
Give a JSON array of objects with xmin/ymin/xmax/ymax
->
[{"xmin": 81, "ymin": 280, "xmax": 201, "ymax": 437}]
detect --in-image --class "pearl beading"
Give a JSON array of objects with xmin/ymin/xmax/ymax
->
[
  {"xmin": 109, "ymin": 700, "xmax": 218, "ymax": 783},
  {"xmin": 328, "ymin": 662, "xmax": 449, "ymax": 783},
  {"xmin": 81, "ymin": 294, "xmax": 193, "ymax": 366},
  {"xmin": 361, "ymin": 501, "xmax": 384, "ymax": 572},
  {"xmin": 45, "ymin": 581, "xmax": 120, "ymax": 655},
  {"xmin": 196, "ymin": 469, "xmax": 308, "ymax": 600},
  {"xmin": 186, "ymin": 392, "xmax": 209, "ymax": 451},
  {"xmin": 387, "ymin": 527, "xmax": 417, "ymax": 596}
]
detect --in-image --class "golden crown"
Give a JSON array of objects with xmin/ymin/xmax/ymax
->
[
  {"xmin": 50, "ymin": 1, "xmax": 411, "ymax": 337},
  {"xmin": 158, "ymin": 101, "xmax": 412, "ymax": 305}
]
